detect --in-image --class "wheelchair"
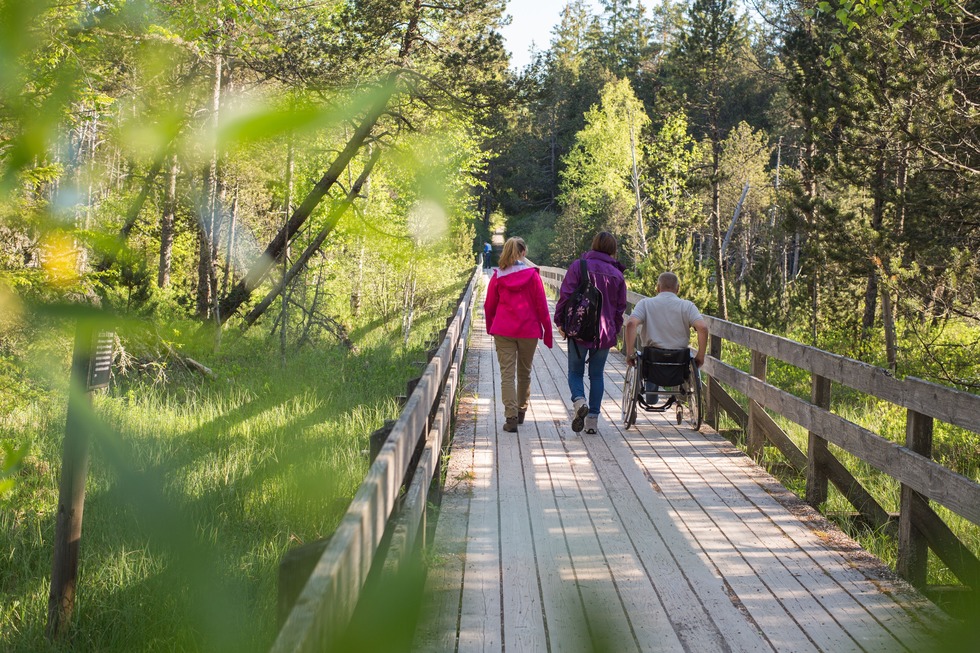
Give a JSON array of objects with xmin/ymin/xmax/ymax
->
[{"xmin": 621, "ymin": 342, "xmax": 703, "ymax": 430}]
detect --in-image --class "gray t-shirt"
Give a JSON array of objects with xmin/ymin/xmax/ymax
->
[{"xmin": 630, "ymin": 292, "xmax": 703, "ymax": 349}]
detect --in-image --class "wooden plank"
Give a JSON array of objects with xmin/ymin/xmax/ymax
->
[
  {"xmin": 529, "ymin": 342, "xmax": 641, "ymax": 653},
  {"xmin": 413, "ymin": 352, "xmax": 479, "ymax": 652},
  {"xmin": 705, "ymin": 334, "xmax": 723, "ymax": 428},
  {"xmin": 747, "ymin": 351, "xmax": 768, "ymax": 459},
  {"xmin": 514, "ymin": 361, "xmax": 593, "ymax": 653},
  {"xmin": 384, "ymin": 448, "xmax": 432, "ymax": 575},
  {"xmin": 707, "ymin": 377, "xmax": 748, "ymax": 429},
  {"xmin": 534, "ymin": 344, "xmax": 686, "ymax": 653},
  {"xmin": 909, "ymin": 493, "xmax": 980, "ymax": 590},
  {"xmin": 898, "ymin": 410, "xmax": 933, "ymax": 587},
  {"xmin": 496, "ymin": 363, "xmax": 548, "ymax": 651},
  {"xmin": 753, "ymin": 404, "xmax": 806, "ymax": 471},
  {"xmin": 675, "ymin": 424, "xmax": 945, "ymax": 650},
  {"xmin": 456, "ymin": 318, "xmax": 502, "ymax": 652},
  {"xmin": 705, "ymin": 359, "xmax": 980, "ymax": 525},
  {"xmin": 667, "ymin": 425, "xmax": 920, "ymax": 653},
  {"xmin": 703, "ymin": 317, "xmax": 980, "ymax": 434},
  {"xmin": 805, "ymin": 375, "xmax": 832, "ymax": 508}
]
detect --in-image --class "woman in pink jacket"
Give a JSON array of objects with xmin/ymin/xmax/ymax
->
[{"xmin": 484, "ymin": 237, "xmax": 554, "ymax": 432}]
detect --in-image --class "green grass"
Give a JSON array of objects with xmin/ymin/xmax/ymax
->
[{"xmin": 0, "ymin": 289, "xmax": 464, "ymax": 652}]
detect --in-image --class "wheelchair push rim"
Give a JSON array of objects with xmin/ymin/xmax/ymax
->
[{"xmin": 621, "ymin": 361, "xmax": 639, "ymax": 428}]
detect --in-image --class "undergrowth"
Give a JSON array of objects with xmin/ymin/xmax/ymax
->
[{"xmin": 0, "ymin": 277, "xmax": 468, "ymax": 652}]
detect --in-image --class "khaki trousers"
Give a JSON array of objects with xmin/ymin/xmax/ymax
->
[{"xmin": 493, "ymin": 336, "xmax": 538, "ymax": 419}]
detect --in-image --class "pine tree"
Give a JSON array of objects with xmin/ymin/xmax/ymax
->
[{"xmin": 668, "ymin": 0, "xmax": 746, "ymax": 320}]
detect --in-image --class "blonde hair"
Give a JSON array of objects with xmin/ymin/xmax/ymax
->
[{"xmin": 497, "ymin": 237, "xmax": 526, "ymax": 269}]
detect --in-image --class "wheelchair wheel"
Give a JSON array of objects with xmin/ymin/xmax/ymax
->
[
  {"xmin": 686, "ymin": 360, "xmax": 703, "ymax": 430},
  {"xmin": 621, "ymin": 360, "xmax": 639, "ymax": 428}
]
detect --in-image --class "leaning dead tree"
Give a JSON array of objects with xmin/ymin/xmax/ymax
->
[
  {"xmin": 217, "ymin": 75, "xmax": 401, "ymax": 325},
  {"xmin": 242, "ymin": 147, "xmax": 382, "ymax": 327}
]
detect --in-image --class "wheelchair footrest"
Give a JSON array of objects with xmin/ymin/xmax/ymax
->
[{"xmin": 637, "ymin": 395, "xmax": 676, "ymax": 412}]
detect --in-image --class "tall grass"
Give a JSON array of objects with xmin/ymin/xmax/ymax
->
[{"xmin": 0, "ymin": 300, "xmax": 458, "ymax": 651}]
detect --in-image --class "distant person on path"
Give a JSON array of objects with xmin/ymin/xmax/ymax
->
[
  {"xmin": 484, "ymin": 237, "xmax": 554, "ymax": 433},
  {"xmin": 483, "ymin": 241, "xmax": 492, "ymax": 271},
  {"xmin": 623, "ymin": 271, "xmax": 708, "ymax": 400},
  {"xmin": 554, "ymin": 232, "xmax": 627, "ymax": 434}
]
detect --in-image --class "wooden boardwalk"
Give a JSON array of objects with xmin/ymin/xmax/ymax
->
[{"xmin": 413, "ymin": 293, "xmax": 945, "ymax": 653}]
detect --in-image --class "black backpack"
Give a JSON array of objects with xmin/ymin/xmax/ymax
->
[{"xmin": 559, "ymin": 259, "xmax": 603, "ymax": 344}]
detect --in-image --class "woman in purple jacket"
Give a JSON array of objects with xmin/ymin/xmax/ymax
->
[
  {"xmin": 485, "ymin": 237, "xmax": 554, "ymax": 433},
  {"xmin": 554, "ymin": 232, "xmax": 627, "ymax": 434}
]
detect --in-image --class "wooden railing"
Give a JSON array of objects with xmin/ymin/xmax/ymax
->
[
  {"xmin": 701, "ymin": 317, "xmax": 980, "ymax": 598},
  {"xmin": 270, "ymin": 265, "xmax": 481, "ymax": 653},
  {"xmin": 541, "ymin": 264, "xmax": 979, "ymax": 599}
]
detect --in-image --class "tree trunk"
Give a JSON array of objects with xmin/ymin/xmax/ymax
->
[
  {"xmin": 197, "ymin": 54, "xmax": 223, "ymax": 318},
  {"xmin": 221, "ymin": 184, "xmax": 238, "ymax": 297},
  {"xmin": 280, "ymin": 138, "xmax": 294, "ymax": 366},
  {"xmin": 711, "ymin": 138, "xmax": 728, "ymax": 320},
  {"xmin": 242, "ymin": 149, "xmax": 382, "ymax": 328},
  {"xmin": 402, "ymin": 265, "xmax": 417, "ymax": 346},
  {"xmin": 862, "ymin": 145, "xmax": 887, "ymax": 337},
  {"xmin": 158, "ymin": 154, "xmax": 178, "ymax": 288},
  {"xmin": 882, "ymin": 279, "xmax": 898, "ymax": 371},
  {"xmin": 628, "ymin": 109, "xmax": 647, "ymax": 258},
  {"xmin": 217, "ymin": 76, "xmax": 399, "ymax": 324}
]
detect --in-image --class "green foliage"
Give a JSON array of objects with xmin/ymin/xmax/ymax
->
[
  {"xmin": 628, "ymin": 227, "xmax": 714, "ymax": 312},
  {"xmin": 0, "ymin": 276, "xmax": 465, "ymax": 650},
  {"xmin": 0, "ymin": 440, "xmax": 30, "ymax": 500},
  {"xmin": 504, "ymin": 209, "xmax": 558, "ymax": 267},
  {"xmin": 555, "ymin": 77, "xmax": 650, "ymax": 262},
  {"xmin": 645, "ymin": 111, "xmax": 702, "ymax": 234}
]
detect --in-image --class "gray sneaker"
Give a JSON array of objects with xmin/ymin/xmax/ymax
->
[
  {"xmin": 584, "ymin": 414, "xmax": 598, "ymax": 434},
  {"xmin": 571, "ymin": 397, "xmax": 588, "ymax": 432}
]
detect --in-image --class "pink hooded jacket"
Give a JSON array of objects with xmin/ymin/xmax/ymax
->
[{"xmin": 484, "ymin": 263, "xmax": 554, "ymax": 348}]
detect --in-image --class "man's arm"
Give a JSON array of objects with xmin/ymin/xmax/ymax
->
[
  {"xmin": 692, "ymin": 318, "xmax": 708, "ymax": 367},
  {"xmin": 624, "ymin": 316, "xmax": 641, "ymax": 367}
]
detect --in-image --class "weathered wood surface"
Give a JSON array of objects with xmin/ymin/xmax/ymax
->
[
  {"xmin": 415, "ymin": 288, "xmax": 945, "ymax": 652},
  {"xmin": 705, "ymin": 358, "xmax": 980, "ymax": 525}
]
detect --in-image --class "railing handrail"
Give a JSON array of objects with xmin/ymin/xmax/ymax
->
[
  {"xmin": 271, "ymin": 264, "xmax": 482, "ymax": 653},
  {"xmin": 703, "ymin": 316, "xmax": 980, "ymax": 434}
]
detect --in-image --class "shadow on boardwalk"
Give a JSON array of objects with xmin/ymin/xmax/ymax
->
[{"xmin": 412, "ymin": 294, "xmax": 954, "ymax": 653}]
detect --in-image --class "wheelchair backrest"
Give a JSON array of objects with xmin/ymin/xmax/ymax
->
[{"xmin": 640, "ymin": 346, "xmax": 690, "ymax": 387}]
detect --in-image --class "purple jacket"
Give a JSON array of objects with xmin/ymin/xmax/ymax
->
[{"xmin": 554, "ymin": 250, "xmax": 627, "ymax": 350}]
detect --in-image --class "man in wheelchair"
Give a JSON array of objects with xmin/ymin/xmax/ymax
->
[{"xmin": 623, "ymin": 272, "xmax": 708, "ymax": 422}]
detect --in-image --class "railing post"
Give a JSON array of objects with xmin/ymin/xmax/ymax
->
[
  {"xmin": 897, "ymin": 409, "xmax": 933, "ymax": 587},
  {"xmin": 746, "ymin": 350, "xmax": 768, "ymax": 460},
  {"xmin": 705, "ymin": 333, "xmax": 723, "ymax": 429},
  {"xmin": 805, "ymin": 374, "xmax": 832, "ymax": 508}
]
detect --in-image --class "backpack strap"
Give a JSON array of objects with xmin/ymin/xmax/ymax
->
[{"xmin": 578, "ymin": 258, "xmax": 589, "ymax": 290}]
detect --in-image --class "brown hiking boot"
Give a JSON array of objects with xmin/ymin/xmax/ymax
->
[{"xmin": 503, "ymin": 417, "xmax": 518, "ymax": 433}]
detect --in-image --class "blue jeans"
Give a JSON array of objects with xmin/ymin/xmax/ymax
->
[{"xmin": 567, "ymin": 341, "xmax": 609, "ymax": 416}]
